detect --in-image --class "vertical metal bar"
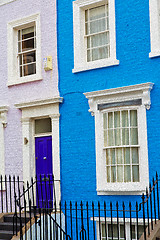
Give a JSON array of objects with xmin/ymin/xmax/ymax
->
[
  {"xmin": 36, "ymin": 176, "xmax": 40, "ymax": 208},
  {"xmin": 24, "ymin": 199, "xmax": 27, "ymax": 240},
  {"xmin": 39, "ymin": 208, "xmax": 42, "ymax": 240},
  {"xmin": 65, "ymin": 201, "xmax": 67, "ymax": 237},
  {"xmin": 15, "ymin": 193, "xmax": 18, "ymax": 235},
  {"xmin": 13, "ymin": 175, "xmax": 15, "ymax": 212},
  {"xmin": 27, "ymin": 181, "xmax": 30, "ymax": 205},
  {"xmin": 136, "ymin": 202, "xmax": 139, "ymax": 240},
  {"xmin": 1, "ymin": 175, "xmax": 3, "ymax": 213},
  {"xmin": 116, "ymin": 202, "xmax": 119, "ymax": 240},
  {"xmin": 31, "ymin": 177, "xmax": 35, "ymax": 207},
  {"xmin": 80, "ymin": 201, "xmax": 84, "ymax": 240},
  {"xmin": 146, "ymin": 188, "xmax": 150, "ymax": 236},
  {"xmin": 110, "ymin": 202, "xmax": 113, "ymax": 240},
  {"xmin": 40, "ymin": 175, "xmax": 43, "ymax": 207},
  {"xmin": 86, "ymin": 202, "xmax": 90, "ymax": 240},
  {"xmin": 60, "ymin": 201, "xmax": 62, "ymax": 240},
  {"xmin": 150, "ymin": 183, "xmax": 153, "ymax": 230},
  {"xmin": 70, "ymin": 201, "xmax": 73, "ymax": 239},
  {"xmin": 43, "ymin": 208, "xmax": 45, "ymax": 240},
  {"xmin": 48, "ymin": 174, "xmax": 52, "ymax": 208},
  {"xmin": 29, "ymin": 199, "xmax": 32, "ymax": 240},
  {"xmin": 44, "ymin": 174, "xmax": 48, "ymax": 208},
  {"xmin": 104, "ymin": 202, "xmax": 107, "ymax": 240},
  {"xmin": 92, "ymin": 202, "xmax": 95, "ymax": 240},
  {"xmin": 19, "ymin": 203, "xmax": 22, "ymax": 239},
  {"xmin": 123, "ymin": 202, "xmax": 126, "ymax": 240},
  {"xmin": 9, "ymin": 175, "xmax": 12, "ymax": 212},
  {"xmin": 34, "ymin": 205, "xmax": 37, "ymax": 240},
  {"xmin": 98, "ymin": 202, "xmax": 101, "ymax": 240},
  {"xmin": 75, "ymin": 202, "xmax": 78, "ymax": 240},
  {"xmin": 142, "ymin": 193, "xmax": 146, "ymax": 240},
  {"xmin": 153, "ymin": 178, "xmax": 157, "ymax": 224},
  {"xmin": 156, "ymin": 172, "xmax": 160, "ymax": 220},
  {"xmin": 5, "ymin": 175, "xmax": 8, "ymax": 212},
  {"xmin": 129, "ymin": 202, "xmax": 132, "ymax": 240}
]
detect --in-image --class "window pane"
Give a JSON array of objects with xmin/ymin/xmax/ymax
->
[
  {"xmin": 117, "ymin": 166, "xmax": 123, "ymax": 182},
  {"xmin": 124, "ymin": 166, "xmax": 131, "ymax": 182},
  {"xmin": 124, "ymin": 148, "xmax": 130, "ymax": 164},
  {"xmin": 22, "ymin": 26, "xmax": 34, "ymax": 39},
  {"xmin": 131, "ymin": 225, "xmax": 136, "ymax": 239},
  {"xmin": 104, "ymin": 130, "xmax": 107, "ymax": 147},
  {"xmin": 92, "ymin": 48, "xmax": 99, "ymax": 61},
  {"xmin": 103, "ymin": 113, "xmax": 107, "ymax": 129},
  {"xmin": 24, "ymin": 63, "xmax": 36, "ymax": 76},
  {"xmin": 114, "ymin": 111, "xmax": 120, "ymax": 128},
  {"xmin": 35, "ymin": 118, "xmax": 52, "ymax": 134},
  {"xmin": 106, "ymin": 149, "xmax": 111, "ymax": 165},
  {"xmin": 108, "ymin": 112, "xmax": 113, "ymax": 128},
  {"xmin": 111, "ymin": 166, "xmax": 116, "ymax": 182},
  {"xmin": 116, "ymin": 148, "xmax": 122, "ymax": 164},
  {"xmin": 87, "ymin": 50, "xmax": 91, "ymax": 62},
  {"xmin": 122, "ymin": 128, "xmax": 129, "ymax": 145},
  {"xmin": 20, "ymin": 66, "xmax": 23, "ymax": 77},
  {"xmin": 120, "ymin": 225, "xmax": 125, "ymax": 238},
  {"xmin": 87, "ymin": 37, "xmax": 90, "ymax": 48},
  {"xmin": 89, "ymin": 5, "xmax": 105, "ymax": 21},
  {"xmin": 23, "ymin": 51, "xmax": 36, "ymax": 64},
  {"xmin": 130, "ymin": 128, "xmax": 138, "ymax": 145},
  {"xmin": 132, "ymin": 148, "xmax": 139, "ymax": 164},
  {"xmin": 22, "ymin": 38, "xmax": 34, "ymax": 51},
  {"xmin": 85, "ymin": 23, "xmax": 89, "ymax": 35},
  {"xmin": 18, "ymin": 42, "xmax": 21, "ymax": 52},
  {"xmin": 132, "ymin": 165, "xmax": 139, "ymax": 182},
  {"xmin": 111, "ymin": 149, "xmax": 115, "ymax": 164},
  {"xmin": 122, "ymin": 111, "xmax": 128, "ymax": 127},
  {"xmin": 106, "ymin": 166, "xmax": 110, "ymax": 182},
  {"xmin": 91, "ymin": 32, "xmax": 109, "ymax": 48},
  {"xmin": 90, "ymin": 18, "xmax": 106, "ymax": 34},
  {"xmin": 98, "ymin": 46, "xmax": 109, "ymax": 59},
  {"xmin": 108, "ymin": 130, "xmax": 114, "ymax": 146},
  {"xmin": 130, "ymin": 110, "xmax": 137, "ymax": 127},
  {"xmin": 108, "ymin": 224, "xmax": 118, "ymax": 238},
  {"xmin": 115, "ymin": 129, "xmax": 121, "ymax": 146},
  {"xmin": 85, "ymin": 10, "xmax": 88, "ymax": 22}
]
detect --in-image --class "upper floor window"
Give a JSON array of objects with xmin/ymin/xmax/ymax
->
[
  {"xmin": 7, "ymin": 14, "xmax": 42, "ymax": 86},
  {"xmin": 18, "ymin": 25, "xmax": 36, "ymax": 77},
  {"xmin": 85, "ymin": 4, "xmax": 110, "ymax": 62},
  {"xmin": 73, "ymin": 0, "xmax": 119, "ymax": 73}
]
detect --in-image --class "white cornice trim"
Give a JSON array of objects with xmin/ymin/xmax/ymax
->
[
  {"xmin": 0, "ymin": 106, "xmax": 9, "ymax": 112},
  {"xmin": 15, "ymin": 97, "xmax": 63, "ymax": 109},
  {"xmin": 84, "ymin": 82, "xmax": 154, "ymax": 115},
  {"xmin": 0, "ymin": 0, "xmax": 17, "ymax": 6}
]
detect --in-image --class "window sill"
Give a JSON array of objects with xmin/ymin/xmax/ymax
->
[
  {"xmin": 7, "ymin": 74, "xmax": 42, "ymax": 87},
  {"xmin": 149, "ymin": 51, "xmax": 160, "ymax": 58},
  {"xmin": 97, "ymin": 182, "xmax": 146, "ymax": 195},
  {"xmin": 72, "ymin": 58, "xmax": 119, "ymax": 73}
]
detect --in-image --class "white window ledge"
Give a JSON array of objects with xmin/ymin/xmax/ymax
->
[
  {"xmin": 149, "ymin": 51, "xmax": 160, "ymax": 58},
  {"xmin": 7, "ymin": 74, "xmax": 42, "ymax": 87},
  {"xmin": 73, "ymin": 59, "xmax": 119, "ymax": 73}
]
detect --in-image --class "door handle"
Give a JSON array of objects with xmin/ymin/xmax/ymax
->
[{"xmin": 43, "ymin": 157, "xmax": 47, "ymax": 160}]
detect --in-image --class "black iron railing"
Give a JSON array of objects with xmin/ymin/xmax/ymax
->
[
  {"xmin": 12, "ymin": 172, "xmax": 160, "ymax": 240},
  {"xmin": 0, "ymin": 175, "xmax": 24, "ymax": 213}
]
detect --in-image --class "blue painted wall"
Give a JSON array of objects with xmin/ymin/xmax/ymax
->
[{"xmin": 57, "ymin": 0, "xmax": 160, "ymax": 205}]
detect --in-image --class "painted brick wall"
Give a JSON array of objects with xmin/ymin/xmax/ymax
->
[
  {"xmin": 0, "ymin": 0, "xmax": 59, "ymax": 177},
  {"xmin": 57, "ymin": 0, "xmax": 160, "ymax": 204}
]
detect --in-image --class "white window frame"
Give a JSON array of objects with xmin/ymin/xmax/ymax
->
[
  {"xmin": 84, "ymin": 82, "xmax": 154, "ymax": 195},
  {"xmin": 72, "ymin": 0, "xmax": 119, "ymax": 73},
  {"xmin": 7, "ymin": 13, "xmax": 42, "ymax": 86},
  {"xmin": 149, "ymin": 0, "xmax": 160, "ymax": 58},
  {"xmin": 0, "ymin": 0, "xmax": 17, "ymax": 6}
]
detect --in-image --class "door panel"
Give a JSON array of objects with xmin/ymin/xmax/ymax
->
[{"xmin": 35, "ymin": 136, "xmax": 53, "ymax": 208}]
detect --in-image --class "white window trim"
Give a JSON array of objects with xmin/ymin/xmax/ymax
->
[
  {"xmin": 15, "ymin": 97, "xmax": 63, "ymax": 204},
  {"xmin": 7, "ymin": 13, "xmax": 42, "ymax": 86},
  {"xmin": 84, "ymin": 82, "xmax": 154, "ymax": 195},
  {"xmin": 149, "ymin": 0, "xmax": 160, "ymax": 58},
  {"xmin": 72, "ymin": 0, "xmax": 119, "ymax": 73}
]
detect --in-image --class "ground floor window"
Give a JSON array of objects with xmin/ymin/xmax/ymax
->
[{"xmin": 101, "ymin": 223, "xmax": 144, "ymax": 240}]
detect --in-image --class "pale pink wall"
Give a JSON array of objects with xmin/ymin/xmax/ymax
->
[{"xmin": 0, "ymin": 0, "xmax": 59, "ymax": 177}]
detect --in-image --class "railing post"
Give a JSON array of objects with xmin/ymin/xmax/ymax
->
[
  {"xmin": 156, "ymin": 172, "xmax": 160, "ymax": 220},
  {"xmin": 146, "ymin": 188, "xmax": 150, "ymax": 236},
  {"xmin": 123, "ymin": 202, "xmax": 126, "ymax": 240},
  {"xmin": 142, "ymin": 193, "xmax": 146, "ymax": 240}
]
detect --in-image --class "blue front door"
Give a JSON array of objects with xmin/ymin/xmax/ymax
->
[{"xmin": 35, "ymin": 136, "xmax": 53, "ymax": 208}]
